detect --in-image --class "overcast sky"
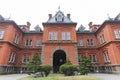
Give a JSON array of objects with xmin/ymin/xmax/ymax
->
[{"xmin": 0, "ymin": 0, "xmax": 120, "ymax": 30}]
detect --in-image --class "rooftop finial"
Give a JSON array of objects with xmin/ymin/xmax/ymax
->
[{"xmin": 58, "ymin": 5, "xmax": 60, "ymax": 10}]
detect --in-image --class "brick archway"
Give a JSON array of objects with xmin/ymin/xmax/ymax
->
[{"xmin": 51, "ymin": 47, "xmax": 68, "ymax": 73}]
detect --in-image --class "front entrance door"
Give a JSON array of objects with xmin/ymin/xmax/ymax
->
[{"xmin": 53, "ymin": 50, "xmax": 66, "ymax": 73}]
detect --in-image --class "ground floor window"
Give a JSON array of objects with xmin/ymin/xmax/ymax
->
[
  {"xmin": 22, "ymin": 55, "xmax": 30, "ymax": 64},
  {"xmin": 89, "ymin": 54, "xmax": 97, "ymax": 63},
  {"xmin": 8, "ymin": 52, "xmax": 16, "ymax": 64},
  {"xmin": 103, "ymin": 51, "xmax": 110, "ymax": 63}
]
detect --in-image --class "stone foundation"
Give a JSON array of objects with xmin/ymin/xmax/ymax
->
[{"xmin": 94, "ymin": 65, "xmax": 120, "ymax": 74}]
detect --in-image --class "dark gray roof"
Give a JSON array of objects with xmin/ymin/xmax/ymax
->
[
  {"xmin": 0, "ymin": 15, "xmax": 5, "ymax": 21},
  {"xmin": 76, "ymin": 30, "xmax": 96, "ymax": 34},
  {"xmin": 115, "ymin": 13, "xmax": 120, "ymax": 20},
  {"xmin": 24, "ymin": 30, "xmax": 43, "ymax": 34},
  {"xmin": 46, "ymin": 10, "xmax": 73, "ymax": 23}
]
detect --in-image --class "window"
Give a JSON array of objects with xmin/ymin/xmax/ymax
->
[
  {"xmin": 66, "ymin": 32, "xmax": 71, "ymax": 40},
  {"xmin": 87, "ymin": 39, "xmax": 94, "ymax": 46},
  {"xmin": 25, "ymin": 39, "xmax": 32, "ymax": 46},
  {"xmin": 78, "ymin": 54, "xmax": 81, "ymax": 62},
  {"xmin": 78, "ymin": 54, "xmax": 85, "ymax": 62},
  {"xmin": 114, "ymin": 30, "xmax": 120, "ymax": 38},
  {"xmin": 0, "ymin": 30, "xmax": 4, "ymax": 39},
  {"xmin": 62, "ymin": 32, "xmax": 71, "ymax": 40},
  {"xmin": 8, "ymin": 52, "xmax": 16, "ymax": 63},
  {"xmin": 22, "ymin": 55, "xmax": 30, "ymax": 64},
  {"xmin": 89, "ymin": 54, "xmax": 97, "ymax": 62},
  {"xmin": 100, "ymin": 34, "xmax": 105, "ymax": 44},
  {"xmin": 62, "ymin": 32, "xmax": 66, "ymax": 40},
  {"xmin": 48, "ymin": 32, "xmax": 58, "ymax": 40},
  {"xmin": 49, "ymin": 32, "xmax": 53, "ymax": 40},
  {"xmin": 78, "ymin": 39, "xmax": 83, "ymax": 46},
  {"xmin": 36, "ymin": 40, "xmax": 42, "ymax": 46},
  {"xmin": 14, "ymin": 34, "xmax": 19, "ymax": 44},
  {"xmin": 54, "ymin": 32, "xmax": 58, "ymax": 40},
  {"xmin": 103, "ymin": 51, "xmax": 110, "ymax": 63}
]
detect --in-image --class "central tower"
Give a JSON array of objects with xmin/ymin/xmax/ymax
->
[{"xmin": 42, "ymin": 10, "xmax": 78, "ymax": 72}]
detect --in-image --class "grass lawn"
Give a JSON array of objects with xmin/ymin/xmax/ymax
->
[{"xmin": 18, "ymin": 74, "xmax": 101, "ymax": 80}]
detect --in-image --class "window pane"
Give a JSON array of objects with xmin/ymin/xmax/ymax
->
[
  {"xmin": 66, "ymin": 32, "xmax": 70, "ymax": 40},
  {"xmin": 93, "ymin": 55, "xmax": 97, "ymax": 62},
  {"xmin": 54, "ymin": 32, "xmax": 58, "ymax": 40},
  {"xmin": 0, "ymin": 30, "xmax": 4, "ymax": 39},
  {"xmin": 91, "ymin": 39, "xmax": 94, "ymax": 45},
  {"xmin": 114, "ymin": 30, "xmax": 119, "ymax": 38},
  {"xmin": 36, "ymin": 40, "xmax": 42, "ymax": 46},
  {"xmin": 62, "ymin": 32, "xmax": 66, "ymax": 40},
  {"xmin": 79, "ymin": 39, "xmax": 83, "ymax": 46},
  {"xmin": 49, "ymin": 32, "xmax": 53, "ymax": 40}
]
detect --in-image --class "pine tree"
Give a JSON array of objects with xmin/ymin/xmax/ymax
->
[
  {"xmin": 79, "ymin": 55, "xmax": 93, "ymax": 75},
  {"xmin": 27, "ymin": 52, "xmax": 41, "ymax": 72}
]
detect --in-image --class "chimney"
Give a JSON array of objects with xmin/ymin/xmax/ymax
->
[
  {"xmin": 48, "ymin": 14, "xmax": 52, "ymax": 19},
  {"xmin": 67, "ymin": 14, "xmax": 71, "ymax": 19},
  {"xmin": 27, "ymin": 22, "xmax": 31, "ymax": 27},
  {"xmin": 26, "ymin": 22, "xmax": 31, "ymax": 31},
  {"xmin": 88, "ymin": 22, "xmax": 93, "ymax": 27}
]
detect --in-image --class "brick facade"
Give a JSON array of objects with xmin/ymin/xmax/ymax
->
[{"xmin": 0, "ymin": 11, "xmax": 120, "ymax": 73}]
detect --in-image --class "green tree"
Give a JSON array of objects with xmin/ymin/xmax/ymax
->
[
  {"xmin": 27, "ymin": 52, "xmax": 41, "ymax": 73},
  {"xmin": 79, "ymin": 55, "xmax": 93, "ymax": 75}
]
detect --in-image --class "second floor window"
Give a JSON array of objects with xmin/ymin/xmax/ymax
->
[
  {"xmin": 22, "ymin": 55, "xmax": 30, "ymax": 64},
  {"xmin": 14, "ymin": 34, "xmax": 19, "ymax": 44},
  {"xmin": 62, "ymin": 32, "xmax": 71, "ymax": 40},
  {"xmin": 114, "ymin": 30, "xmax": 120, "ymax": 39},
  {"xmin": 78, "ymin": 39, "xmax": 83, "ymax": 46},
  {"xmin": 8, "ymin": 52, "xmax": 16, "ymax": 63},
  {"xmin": 25, "ymin": 39, "xmax": 32, "ymax": 46},
  {"xmin": 36, "ymin": 40, "xmax": 42, "ymax": 46},
  {"xmin": 87, "ymin": 39, "xmax": 94, "ymax": 46},
  {"xmin": 100, "ymin": 34, "xmax": 105, "ymax": 44},
  {"xmin": 0, "ymin": 30, "xmax": 4, "ymax": 39},
  {"xmin": 48, "ymin": 32, "xmax": 58, "ymax": 40}
]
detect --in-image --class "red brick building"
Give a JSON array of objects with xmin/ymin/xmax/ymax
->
[{"xmin": 0, "ymin": 11, "xmax": 120, "ymax": 73}]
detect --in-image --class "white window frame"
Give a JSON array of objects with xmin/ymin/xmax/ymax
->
[
  {"xmin": 62, "ymin": 32, "xmax": 71, "ymax": 40},
  {"xmin": 89, "ymin": 54, "xmax": 97, "ymax": 62},
  {"xmin": 8, "ymin": 52, "xmax": 16, "ymax": 63},
  {"xmin": 62, "ymin": 32, "xmax": 66, "ymax": 40},
  {"xmin": 66, "ymin": 32, "xmax": 71, "ymax": 40},
  {"xmin": 0, "ymin": 30, "xmax": 4, "ymax": 39},
  {"xmin": 25, "ymin": 39, "xmax": 32, "ymax": 46},
  {"xmin": 87, "ymin": 39, "xmax": 94, "ymax": 46},
  {"xmin": 114, "ymin": 30, "xmax": 120, "ymax": 39},
  {"xmin": 54, "ymin": 32, "xmax": 58, "ymax": 40},
  {"xmin": 103, "ymin": 51, "xmax": 110, "ymax": 63},
  {"xmin": 22, "ymin": 55, "xmax": 30, "ymax": 64},
  {"xmin": 48, "ymin": 32, "xmax": 53, "ymax": 40},
  {"xmin": 14, "ymin": 34, "xmax": 19, "ymax": 44},
  {"xmin": 36, "ymin": 40, "xmax": 42, "ymax": 46},
  {"xmin": 79, "ymin": 39, "xmax": 83, "ymax": 46}
]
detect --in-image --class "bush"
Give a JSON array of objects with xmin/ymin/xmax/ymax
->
[
  {"xmin": 60, "ymin": 59, "xmax": 78, "ymax": 76},
  {"xmin": 39, "ymin": 65, "xmax": 52, "ymax": 77},
  {"xmin": 60, "ymin": 64, "xmax": 78, "ymax": 76}
]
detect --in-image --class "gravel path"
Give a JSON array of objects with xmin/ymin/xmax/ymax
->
[
  {"xmin": 0, "ymin": 74, "xmax": 28, "ymax": 80},
  {"xmin": 89, "ymin": 73, "xmax": 120, "ymax": 80}
]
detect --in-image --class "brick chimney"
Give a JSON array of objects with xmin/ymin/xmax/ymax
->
[
  {"xmin": 48, "ymin": 14, "xmax": 52, "ymax": 19},
  {"xmin": 88, "ymin": 22, "xmax": 98, "ymax": 31},
  {"xmin": 67, "ymin": 14, "xmax": 71, "ymax": 19}
]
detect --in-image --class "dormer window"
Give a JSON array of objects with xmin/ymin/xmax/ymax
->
[{"xmin": 55, "ymin": 12, "xmax": 64, "ymax": 22}]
